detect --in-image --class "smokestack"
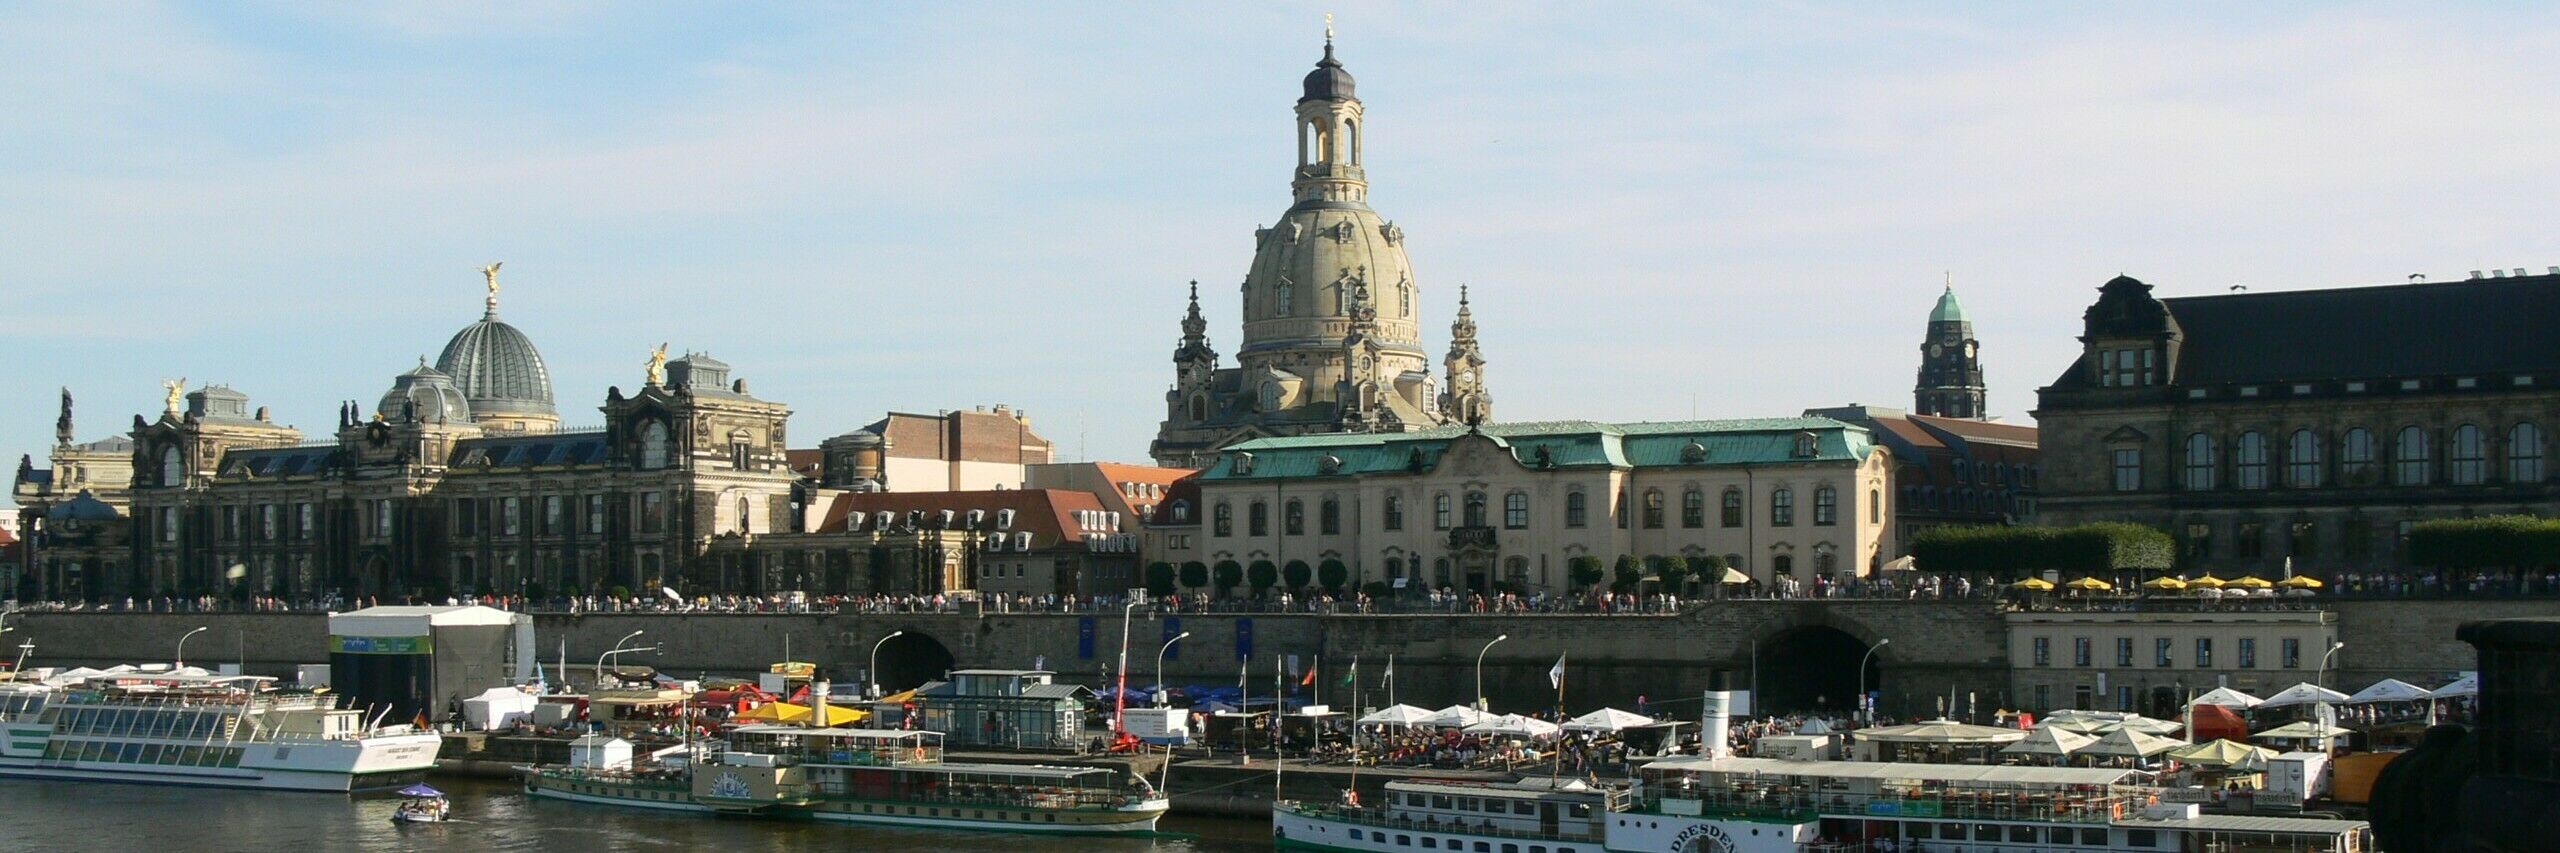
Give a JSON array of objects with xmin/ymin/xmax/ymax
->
[
  {"xmin": 811, "ymin": 680, "xmax": 831, "ymax": 729},
  {"xmin": 1701, "ymin": 670, "xmax": 1733, "ymax": 760}
]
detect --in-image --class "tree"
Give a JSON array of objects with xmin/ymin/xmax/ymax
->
[
  {"xmin": 2409, "ymin": 516, "xmax": 2560, "ymax": 589},
  {"xmin": 1212, "ymin": 560, "xmax": 1243, "ymax": 594},
  {"xmin": 1568, "ymin": 555, "xmax": 1606, "ymax": 591},
  {"xmin": 1283, "ymin": 559, "xmax": 1313, "ymax": 591},
  {"xmin": 1248, "ymin": 560, "xmax": 1279, "ymax": 595},
  {"xmin": 1317, "ymin": 558, "xmax": 1350, "ymax": 593},
  {"xmin": 1908, "ymin": 522, "xmax": 2176, "ymax": 579},
  {"xmin": 1612, "ymin": 555, "xmax": 1644, "ymax": 593},
  {"xmin": 1179, "ymin": 560, "xmax": 1210, "ymax": 590},
  {"xmin": 1144, "ymin": 561, "xmax": 1178, "ymax": 596},
  {"xmin": 1655, "ymin": 555, "xmax": 1693, "ymax": 592}
]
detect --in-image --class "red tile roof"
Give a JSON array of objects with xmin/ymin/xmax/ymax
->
[{"xmin": 813, "ymin": 489, "xmax": 1114, "ymax": 550}]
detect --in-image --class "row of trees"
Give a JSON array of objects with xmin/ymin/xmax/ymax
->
[
  {"xmin": 2407, "ymin": 515, "xmax": 2560, "ymax": 571},
  {"xmin": 1906, "ymin": 522, "xmax": 2176, "ymax": 579}
]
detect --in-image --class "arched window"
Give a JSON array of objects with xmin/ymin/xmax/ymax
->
[
  {"xmin": 1433, "ymin": 493, "xmax": 1453, "ymax": 530},
  {"xmin": 2449, "ymin": 424, "xmax": 2486, "ymax": 485},
  {"xmin": 1770, "ymin": 488, "xmax": 1795, "ymax": 526},
  {"xmin": 1382, "ymin": 495, "xmax": 1404, "ymax": 531},
  {"xmin": 638, "ymin": 421, "xmax": 672, "ymax": 470},
  {"xmin": 1813, "ymin": 486, "xmax": 1838, "ymax": 526},
  {"xmin": 1275, "ymin": 282, "xmax": 1293, "ymax": 316},
  {"xmin": 1680, "ymin": 489, "xmax": 1705, "ymax": 528},
  {"xmin": 159, "ymin": 446, "xmax": 183, "ymax": 487},
  {"xmin": 1814, "ymin": 551, "xmax": 1837, "ymax": 576},
  {"xmin": 1463, "ymin": 491, "xmax": 1488, "ymax": 528},
  {"xmin": 1319, "ymin": 498, "xmax": 1341, "ymax": 535},
  {"xmin": 1870, "ymin": 489, "xmax": 1882, "ymax": 524},
  {"xmin": 735, "ymin": 496, "xmax": 751, "ymax": 534},
  {"xmin": 2182, "ymin": 433, "xmax": 2216, "ymax": 491},
  {"xmin": 1563, "ymin": 491, "xmax": 1588, "ymax": 528},
  {"xmin": 1188, "ymin": 395, "xmax": 1206, "ymax": 422},
  {"xmin": 1502, "ymin": 492, "xmax": 1528, "ymax": 529},
  {"xmin": 2234, "ymin": 432, "xmax": 2269, "ymax": 489},
  {"xmin": 1213, "ymin": 502, "xmax": 1232, "ymax": 537},
  {"xmin": 2510, "ymin": 422, "xmax": 2546, "ymax": 483},
  {"xmin": 1773, "ymin": 554, "xmax": 1794, "ymax": 577},
  {"xmin": 2394, "ymin": 426, "xmax": 2430, "ymax": 486},
  {"xmin": 1720, "ymin": 488, "xmax": 1744, "ymax": 527},
  {"xmin": 1248, "ymin": 501, "xmax": 1269, "ymax": 537},
  {"xmin": 1640, "ymin": 489, "xmax": 1664, "ymax": 529},
  {"xmin": 1284, "ymin": 499, "xmax": 1305, "ymax": 535},
  {"xmin": 2341, "ymin": 428, "xmax": 2376, "ymax": 481},
  {"xmin": 2286, "ymin": 429, "xmax": 2322, "ymax": 487}
]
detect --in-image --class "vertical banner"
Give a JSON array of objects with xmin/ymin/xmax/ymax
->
[
  {"xmin": 1162, "ymin": 617, "xmax": 1183, "ymax": 662},
  {"xmin": 1236, "ymin": 617, "xmax": 1254, "ymax": 661},
  {"xmin": 1077, "ymin": 617, "xmax": 1096, "ymax": 660}
]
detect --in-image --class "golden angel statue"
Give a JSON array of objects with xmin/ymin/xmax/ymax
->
[
  {"xmin": 646, "ymin": 343, "xmax": 669, "ymax": 386},
  {"xmin": 163, "ymin": 378, "xmax": 187, "ymax": 414}
]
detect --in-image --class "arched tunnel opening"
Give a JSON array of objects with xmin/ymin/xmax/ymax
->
[
  {"xmin": 868, "ymin": 632, "xmax": 955, "ymax": 694},
  {"xmin": 1753, "ymin": 625, "xmax": 1882, "ymax": 718}
]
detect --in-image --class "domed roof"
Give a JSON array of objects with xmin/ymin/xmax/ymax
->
[
  {"xmin": 1930, "ymin": 285, "xmax": 1969, "ymax": 324},
  {"xmin": 436, "ymin": 306, "xmax": 555, "ymax": 417},
  {"xmin": 378, "ymin": 360, "xmax": 474, "ymax": 424},
  {"xmin": 1301, "ymin": 42, "xmax": 1356, "ymax": 102},
  {"xmin": 47, "ymin": 490, "xmax": 122, "ymax": 522}
]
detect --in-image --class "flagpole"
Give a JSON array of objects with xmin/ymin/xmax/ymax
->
[{"xmin": 1386, "ymin": 653, "xmax": 1396, "ymax": 708}]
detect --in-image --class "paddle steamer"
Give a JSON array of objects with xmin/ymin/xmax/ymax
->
[{"xmin": 0, "ymin": 666, "xmax": 440, "ymax": 792}]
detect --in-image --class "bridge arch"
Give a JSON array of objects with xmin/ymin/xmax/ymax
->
[
  {"xmin": 865, "ymin": 630, "xmax": 956, "ymax": 694},
  {"xmin": 1732, "ymin": 610, "xmax": 1890, "ymax": 719}
]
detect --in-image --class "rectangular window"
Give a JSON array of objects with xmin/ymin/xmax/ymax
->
[
  {"xmin": 2112, "ymin": 449, "xmax": 2143, "ymax": 492},
  {"xmin": 259, "ymin": 505, "xmax": 276, "ymax": 540},
  {"xmin": 1642, "ymin": 491, "xmax": 1664, "ymax": 529},
  {"xmin": 223, "ymin": 506, "xmax": 241, "ymax": 540},
  {"xmin": 2289, "ymin": 521, "xmax": 2316, "ymax": 558},
  {"xmin": 2156, "ymin": 637, "xmax": 2174, "ymax": 668},
  {"xmin": 2238, "ymin": 638, "xmax": 2257, "ymax": 669},
  {"xmin": 374, "ymin": 500, "xmax": 393, "ymax": 537},
  {"xmin": 501, "ymin": 496, "xmax": 523, "ymax": 536},
  {"xmin": 2032, "ymin": 637, "xmax": 2051, "ymax": 666},
  {"xmin": 2236, "ymin": 522, "xmax": 2264, "ymax": 559},
  {"xmin": 543, "ymin": 496, "xmax": 563, "ymax": 535},
  {"xmin": 1320, "ymin": 500, "xmax": 1341, "ymax": 535},
  {"xmin": 1680, "ymin": 491, "xmax": 1704, "ymax": 528},
  {"xmin": 1250, "ymin": 502, "xmax": 1270, "ymax": 537},
  {"xmin": 161, "ymin": 508, "xmax": 179, "ymax": 542},
  {"xmin": 2034, "ymin": 684, "xmax": 2050, "ymax": 711},
  {"xmin": 1284, "ymin": 501, "xmax": 1304, "ymax": 536},
  {"xmin": 297, "ymin": 503, "xmax": 314, "ymax": 539},
  {"xmin": 2116, "ymin": 685, "xmax": 2135, "ymax": 711},
  {"xmin": 2196, "ymin": 638, "xmax": 2213, "ymax": 668},
  {"xmin": 1563, "ymin": 493, "xmax": 1586, "ymax": 528},
  {"xmin": 2100, "ymin": 350, "xmax": 2117, "ymax": 387},
  {"xmin": 1502, "ymin": 496, "xmax": 1527, "ymax": 529},
  {"xmin": 1434, "ymin": 494, "xmax": 1452, "ymax": 530},
  {"xmin": 586, "ymin": 495, "xmax": 606, "ymax": 534},
  {"xmin": 2282, "ymin": 638, "xmax": 2301, "ymax": 669},
  {"xmin": 1721, "ymin": 490, "xmax": 1743, "ymax": 527},
  {"xmin": 1769, "ymin": 490, "xmax": 1793, "ymax": 526},
  {"xmin": 2072, "ymin": 637, "xmax": 2091, "ymax": 667},
  {"xmin": 1383, "ymin": 498, "xmax": 1403, "ymax": 531},
  {"xmin": 456, "ymin": 498, "xmax": 479, "ymax": 538},
  {"xmin": 639, "ymin": 492, "xmax": 665, "ymax": 534},
  {"xmin": 2117, "ymin": 637, "xmax": 2134, "ymax": 667}
]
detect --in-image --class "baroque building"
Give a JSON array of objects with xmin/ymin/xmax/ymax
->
[
  {"xmin": 2033, "ymin": 270, "xmax": 2560, "ymax": 575},
  {"xmin": 1151, "ymin": 37, "xmax": 1489, "ymax": 467}
]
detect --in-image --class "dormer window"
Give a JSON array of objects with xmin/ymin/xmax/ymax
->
[
  {"xmin": 966, "ymin": 508, "xmax": 986, "ymax": 529},
  {"xmin": 1232, "ymin": 452, "xmax": 1256, "ymax": 475},
  {"xmin": 995, "ymin": 508, "xmax": 1017, "ymax": 529},
  {"xmin": 1791, "ymin": 432, "xmax": 1819, "ymax": 459}
]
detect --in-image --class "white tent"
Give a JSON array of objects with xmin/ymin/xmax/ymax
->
[
  {"xmin": 1854, "ymin": 719, "xmax": 2028, "ymax": 745},
  {"xmin": 1358, "ymin": 704, "xmax": 1436, "ymax": 727},
  {"xmin": 1463, "ymin": 714, "xmax": 1562, "ymax": 739},
  {"xmin": 2191, "ymin": 687, "xmax": 2264, "ymax": 709},
  {"xmin": 1562, "ymin": 708, "xmax": 1656, "ymax": 733},
  {"xmin": 2433, "ymin": 673, "xmax": 2479, "ymax": 698},
  {"xmin": 2346, "ymin": 679, "xmax": 2432, "ymax": 704},
  {"xmin": 2251, "ymin": 720, "xmax": 2354, "ymax": 741},
  {"xmin": 1423, "ymin": 704, "xmax": 1486, "ymax": 729},
  {"xmin": 2164, "ymin": 739, "xmax": 2278, "ymax": 771},
  {"xmin": 2092, "ymin": 715, "xmax": 2184, "ymax": 736},
  {"xmin": 2256, "ymin": 682, "xmax": 2352, "ymax": 708},
  {"xmin": 461, "ymin": 686, "xmax": 538, "ymax": 731},
  {"xmin": 2081, "ymin": 728, "xmax": 2189, "ymax": 760},
  {"xmin": 2000, "ymin": 725, "xmax": 2096, "ymax": 760}
]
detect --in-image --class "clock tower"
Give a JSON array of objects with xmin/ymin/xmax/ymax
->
[{"xmin": 1914, "ymin": 282, "xmax": 1986, "ymax": 418}]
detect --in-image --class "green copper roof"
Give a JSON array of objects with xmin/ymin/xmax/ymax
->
[
  {"xmin": 1931, "ymin": 286, "xmax": 1969, "ymax": 324},
  {"xmin": 1205, "ymin": 418, "xmax": 1875, "ymax": 481}
]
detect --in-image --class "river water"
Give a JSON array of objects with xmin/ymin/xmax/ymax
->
[{"xmin": 0, "ymin": 777, "xmax": 1271, "ymax": 853}]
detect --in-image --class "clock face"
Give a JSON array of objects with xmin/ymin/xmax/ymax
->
[{"xmin": 1927, "ymin": 344, "xmax": 1943, "ymax": 358}]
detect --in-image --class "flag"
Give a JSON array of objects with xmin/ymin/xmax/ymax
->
[
  {"xmin": 1239, "ymin": 659, "xmax": 1249, "ymax": 690},
  {"xmin": 1343, "ymin": 660, "xmax": 1357, "ymax": 687},
  {"xmin": 1301, "ymin": 662, "xmax": 1318, "ymax": 686},
  {"xmin": 1548, "ymin": 653, "xmax": 1567, "ymax": 689}
]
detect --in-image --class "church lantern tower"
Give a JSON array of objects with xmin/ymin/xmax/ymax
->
[{"xmin": 1440, "ymin": 285, "xmax": 1491, "ymax": 425}]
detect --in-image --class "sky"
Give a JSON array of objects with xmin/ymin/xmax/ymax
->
[{"xmin": 7, "ymin": 3, "xmax": 2560, "ymax": 502}]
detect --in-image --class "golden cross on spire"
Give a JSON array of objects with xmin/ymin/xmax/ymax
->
[
  {"xmin": 1325, "ymin": 12, "xmax": 1334, "ymax": 43},
  {"xmin": 1943, "ymin": 269, "xmax": 1953, "ymax": 290}
]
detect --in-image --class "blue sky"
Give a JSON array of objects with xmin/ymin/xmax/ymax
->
[{"xmin": 7, "ymin": 3, "xmax": 2559, "ymax": 497}]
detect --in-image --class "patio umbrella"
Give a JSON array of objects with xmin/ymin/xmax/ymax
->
[
  {"xmin": 1718, "ymin": 567, "xmax": 1752, "ymax": 584},
  {"xmin": 2093, "ymin": 715, "xmax": 2184, "ymax": 736},
  {"xmin": 2230, "ymin": 576, "xmax": 2276, "ymax": 589},
  {"xmin": 2346, "ymin": 679, "xmax": 2432, "ymax": 704},
  {"xmin": 1562, "ymin": 708, "xmax": 1656, "ymax": 733},
  {"xmin": 2257, "ymin": 682, "xmax": 2352, "ymax": 708},
  {"xmin": 2185, "ymin": 575, "xmax": 2228, "ymax": 589},
  {"xmin": 2064, "ymin": 577, "xmax": 2112, "ymax": 591},
  {"xmin": 2141, "ymin": 576, "xmax": 2189, "ymax": 591},
  {"xmin": 2433, "ymin": 673, "xmax": 2479, "ymax": 698},
  {"xmin": 2165, "ymin": 739, "xmax": 2277, "ymax": 770},
  {"xmin": 2278, "ymin": 575, "xmax": 2324, "ymax": 589},
  {"xmin": 396, "ymin": 783, "xmax": 444, "ymax": 798},
  {"xmin": 2253, "ymin": 720, "xmax": 2354, "ymax": 740},
  {"xmin": 1463, "ymin": 714, "xmax": 1562, "ymax": 739},
  {"xmin": 2081, "ymin": 728, "xmax": 2188, "ymax": 759},
  {"xmin": 1424, "ymin": 704, "xmax": 1486, "ymax": 728},
  {"xmin": 1359, "ymin": 704, "xmax": 1437, "ymax": 726},
  {"xmin": 1854, "ymin": 719, "xmax": 2028, "ymax": 745},
  {"xmin": 2000, "ymin": 726, "xmax": 2095, "ymax": 760},
  {"xmin": 2191, "ymin": 687, "xmax": 2264, "ymax": 709},
  {"xmin": 2011, "ymin": 577, "xmax": 2055, "ymax": 591}
]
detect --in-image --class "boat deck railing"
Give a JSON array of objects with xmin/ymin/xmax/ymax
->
[
  {"xmin": 813, "ymin": 784, "xmax": 1153, "ymax": 811},
  {"xmin": 1279, "ymin": 802, "xmax": 1605, "ymax": 844},
  {"xmin": 1633, "ymin": 785, "xmax": 2139, "ymax": 825},
  {"xmin": 531, "ymin": 766, "xmax": 692, "ymax": 791}
]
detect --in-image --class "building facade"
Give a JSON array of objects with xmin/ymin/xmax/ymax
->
[
  {"xmin": 1146, "ymin": 418, "xmax": 1894, "ymax": 597},
  {"xmin": 1150, "ymin": 37, "xmax": 1490, "ymax": 467},
  {"xmin": 2007, "ymin": 609, "xmax": 2339, "ymax": 717},
  {"xmin": 1810, "ymin": 406, "xmax": 2038, "ymax": 548},
  {"xmin": 2034, "ymin": 271, "xmax": 2560, "ymax": 575}
]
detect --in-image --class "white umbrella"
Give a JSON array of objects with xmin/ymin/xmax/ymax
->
[
  {"xmin": 2080, "ymin": 728, "xmax": 2188, "ymax": 759},
  {"xmin": 1854, "ymin": 719, "xmax": 2028, "ymax": 745},
  {"xmin": 2252, "ymin": 720, "xmax": 2354, "ymax": 740},
  {"xmin": 2433, "ymin": 673, "xmax": 2479, "ymax": 698},
  {"xmin": 1463, "ymin": 714, "xmax": 1562, "ymax": 739},
  {"xmin": 1423, "ymin": 704, "xmax": 1486, "ymax": 728},
  {"xmin": 1795, "ymin": 718, "xmax": 1834, "ymax": 735},
  {"xmin": 2093, "ymin": 715, "xmax": 2184, "ymax": 736},
  {"xmin": 1358, "ymin": 704, "xmax": 1436, "ymax": 727},
  {"xmin": 2346, "ymin": 679, "xmax": 2432, "ymax": 704},
  {"xmin": 2257, "ymin": 682, "xmax": 2352, "ymax": 709},
  {"xmin": 2000, "ymin": 726, "xmax": 2095, "ymax": 759},
  {"xmin": 2165, "ymin": 739, "xmax": 2278, "ymax": 770},
  {"xmin": 1562, "ymin": 708, "xmax": 1655, "ymax": 733},
  {"xmin": 2191, "ymin": 687, "xmax": 2264, "ymax": 709}
]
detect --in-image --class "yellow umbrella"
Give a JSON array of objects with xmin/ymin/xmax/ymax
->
[
  {"xmin": 2278, "ymin": 575, "xmax": 2323, "ymax": 589},
  {"xmin": 2011, "ymin": 577, "xmax": 2056, "ymax": 591},
  {"xmin": 2230, "ymin": 576, "xmax": 2275, "ymax": 589},
  {"xmin": 2185, "ymin": 575, "xmax": 2227, "ymax": 588},
  {"xmin": 2064, "ymin": 577, "xmax": 2113, "ymax": 591},
  {"xmin": 738, "ymin": 702, "xmax": 814, "ymax": 723},
  {"xmin": 2142, "ymin": 576, "xmax": 2189, "ymax": 591}
]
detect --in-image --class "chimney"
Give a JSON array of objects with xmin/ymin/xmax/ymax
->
[
  {"xmin": 1701, "ymin": 670, "xmax": 1733, "ymax": 759},
  {"xmin": 811, "ymin": 680, "xmax": 831, "ymax": 729}
]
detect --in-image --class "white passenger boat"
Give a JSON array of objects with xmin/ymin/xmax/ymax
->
[{"xmin": 0, "ymin": 666, "xmax": 441, "ymax": 792}]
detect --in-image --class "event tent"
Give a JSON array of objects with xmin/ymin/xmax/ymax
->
[
  {"xmin": 2191, "ymin": 687, "xmax": 2264, "ymax": 709},
  {"xmin": 1563, "ymin": 708, "xmax": 1656, "ymax": 733},
  {"xmin": 2257, "ymin": 682, "xmax": 2352, "ymax": 708},
  {"xmin": 2346, "ymin": 679, "xmax": 2432, "ymax": 704},
  {"xmin": 1358, "ymin": 704, "xmax": 1436, "ymax": 727}
]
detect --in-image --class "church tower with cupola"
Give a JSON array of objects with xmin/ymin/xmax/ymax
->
[
  {"xmin": 1152, "ymin": 28, "xmax": 1485, "ymax": 467},
  {"xmin": 1914, "ymin": 282, "xmax": 1987, "ymax": 419}
]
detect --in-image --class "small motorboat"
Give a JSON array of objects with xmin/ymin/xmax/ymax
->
[{"xmin": 391, "ymin": 783, "xmax": 451, "ymax": 824}]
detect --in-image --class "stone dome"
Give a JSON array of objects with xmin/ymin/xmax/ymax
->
[
  {"xmin": 47, "ymin": 490, "xmax": 121, "ymax": 522},
  {"xmin": 377, "ymin": 360, "xmax": 474, "ymax": 424},
  {"xmin": 1301, "ymin": 43, "xmax": 1355, "ymax": 102},
  {"xmin": 436, "ymin": 309, "xmax": 555, "ymax": 417}
]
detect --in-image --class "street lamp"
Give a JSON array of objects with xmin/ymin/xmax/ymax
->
[
  {"xmin": 1857, "ymin": 638, "xmax": 1891, "ymax": 725},
  {"xmin": 11, "ymin": 643, "xmax": 31, "ymax": 680},
  {"xmin": 1154, "ymin": 632, "xmax": 1192, "ymax": 707},
  {"xmin": 175, "ymin": 626, "xmax": 209, "ymax": 669},
  {"xmin": 2316, "ymin": 641, "xmax": 2346, "ymax": 688},
  {"xmin": 1475, "ymin": 634, "xmax": 1510, "ymax": 712},
  {"xmin": 593, "ymin": 645, "xmax": 660, "ymax": 687},
  {"xmin": 869, "ymin": 630, "xmax": 906, "ymax": 699}
]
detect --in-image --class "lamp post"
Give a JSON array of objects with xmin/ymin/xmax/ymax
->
[
  {"xmin": 175, "ymin": 626, "xmax": 209, "ymax": 669},
  {"xmin": 1475, "ymin": 634, "xmax": 1509, "ymax": 712},
  {"xmin": 1857, "ymin": 638, "xmax": 1891, "ymax": 725},
  {"xmin": 599, "ymin": 629, "xmax": 644, "ymax": 685},
  {"xmin": 868, "ymin": 630, "xmax": 906, "ymax": 699},
  {"xmin": 2316, "ymin": 640, "xmax": 2346, "ymax": 689},
  {"xmin": 1154, "ymin": 632, "xmax": 1192, "ymax": 707},
  {"xmin": 2315, "ymin": 640, "xmax": 2347, "ymax": 753}
]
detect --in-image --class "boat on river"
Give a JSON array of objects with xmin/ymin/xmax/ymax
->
[
  {"xmin": 0, "ymin": 666, "xmax": 439, "ymax": 792},
  {"xmin": 526, "ymin": 726, "xmax": 1169, "ymax": 835},
  {"xmin": 391, "ymin": 783, "xmax": 451, "ymax": 823}
]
